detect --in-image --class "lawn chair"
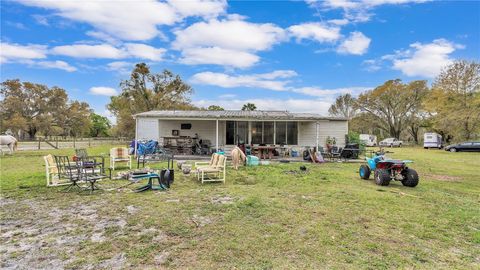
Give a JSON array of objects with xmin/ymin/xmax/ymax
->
[
  {"xmin": 110, "ymin": 147, "xmax": 132, "ymax": 170},
  {"xmin": 197, "ymin": 154, "xmax": 226, "ymax": 184},
  {"xmin": 54, "ymin": 155, "xmax": 82, "ymax": 192},
  {"xmin": 44, "ymin": 154, "xmax": 59, "ymax": 186},
  {"xmin": 194, "ymin": 153, "xmax": 219, "ymax": 176},
  {"xmin": 77, "ymin": 156, "xmax": 109, "ymax": 194},
  {"xmin": 75, "ymin": 148, "xmax": 106, "ymax": 173}
]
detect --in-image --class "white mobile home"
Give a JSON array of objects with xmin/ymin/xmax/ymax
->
[{"xmin": 134, "ymin": 110, "xmax": 348, "ymax": 152}]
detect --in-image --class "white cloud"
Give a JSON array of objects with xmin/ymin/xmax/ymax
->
[
  {"xmin": 173, "ymin": 18, "xmax": 285, "ymax": 68},
  {"xmin": 179, "ymin": 47, "xmax": 260, "ymax": 68},
  {"xmin": 50, "ymin": 43, "xmax": 166, "ymax": 61},
  {"xmin": 1, "ymin": 42, "xmax": 47, "ymax": 62},
  {"xmin": 167, "ymin": 0, "xmax": 226, "ymax": 19},
  {"xmin": 194, "ymin": 98, "xmax": 333, "ymax": 114},
  {"xmin": 124, "ymin": 43, "xmax": 166, "ymax": 61},
  {"xmin": 293, "ymin": 86, "xmax": 371, "ymax": 97},
  {"xmin": 51, "ymin": 44, "xmax": 126, "ymax": 59},
  {"xmin": 288, "ymin": 22, "xmax": 341, "ymax": 43},
  {"xmin": 16, "ymin": 0, "xmax": 227, "ymax": 41},
  {"xmin": 106, "ymin": 61, "xmax": 133, "ymax": 74},
  {"xmin": 191, "ymin": 70, "xmax": 297, "ymax": 91},
  {"xmin": 89, "ymin": 86, "xmax": 118, "ymax": 96},
  {"xmin": 337, "ymin": 31, "xmax": 371, "ymax": 55},
  {"xmin": 35, "ymin": 60, "xmax": 77, "ymax": 72},
  {"xmin": 389, "ymin": 39, "xmax": 462, "ymax": 78},
  {"xmin": 173, "ymin": 18, "xmax": 285, "ymax": 51},
  {"xmin": 311, "ymin": 0, "xmax": 429, "ymax": 23}
]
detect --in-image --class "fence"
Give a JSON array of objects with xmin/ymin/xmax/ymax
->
[{"xmin": 16, "ymin": 137, "xmax": 129, "ymax": 151}]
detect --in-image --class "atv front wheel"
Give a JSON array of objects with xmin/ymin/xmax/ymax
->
[
  {"xmin": 402, "ymin": 168, "xmax": 419, "ymax": 187},
  {"xmin": 359, "ymin": 165, "xmax": 371, "ymax": 180},
  {"xmin": 374, "ymin": 169, "xmax": 391, "ymax": 186}
]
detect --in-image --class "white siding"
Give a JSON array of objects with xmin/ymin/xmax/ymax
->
[
  {"xmin": 318, "ymin": 120, "xmax": 348, "ymax": 147},
  {"xmin": 298, "ymin": 120, "xmax": 348, "ymax": 148},
  {"xmin": 137, "ymin": 118, "xmax": 159, "ymax": 140},
  {"xmin": 158, "ymin": 120, "xmax": 225, "ymax": 146}
]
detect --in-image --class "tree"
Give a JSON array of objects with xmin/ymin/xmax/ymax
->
[
  {"xmin": 241, "ymin": 103, "xmax": 256, "ymax": 111},
  {"xmin": 356, "ymin": 79, "xmax": 429, "ymax": 139},
  {"xmin": 207, "ymin": 105, "xmax": 224, "ymax": 111},
  {"xmin": 426, "ymin": 60, "xmax": 480, "ymax": 141},
  {"xmin": 90, "ymin": 113, "xmax": 111, "ymax": 137},
  {"xmin": 65, "ymin": 101, "xmax": 92, "ymax": 137},
  {"xmin": 0, "ymin": 79, "xmax": 87, "ymax": 139},
  {"xmin": 328, "ymin": 93, "xmax": 358, "ymax": 119},
  {"xmin": 108, "ymin": 63, "xmax": 196, "ymax": 137}
]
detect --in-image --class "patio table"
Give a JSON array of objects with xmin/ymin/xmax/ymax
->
[{"xmin": 253, "ymin": 146, "xmax": 276, "ymax": 160}]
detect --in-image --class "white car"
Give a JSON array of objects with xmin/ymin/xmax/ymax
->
[{"xmin": 379, "ymin": 138, "xmax": 403, "ymax": 147}]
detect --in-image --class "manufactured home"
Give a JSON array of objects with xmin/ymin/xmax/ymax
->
[{"xmin": 134, "ymin": 110, "xmax": 348, "ymax": 153}]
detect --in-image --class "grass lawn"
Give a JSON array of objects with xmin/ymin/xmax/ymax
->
[{"xmin": 1, "ymin": 146, "xmax": 479, "ymax": 269}]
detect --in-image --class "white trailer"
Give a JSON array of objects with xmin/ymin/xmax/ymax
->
[
  {"xmin": 360, "ymin": 134, "xmax": 377, "ymax": 147},
  {"xmin": 424, "ymin": 132, "xmax": 443, "ymax": 149}
]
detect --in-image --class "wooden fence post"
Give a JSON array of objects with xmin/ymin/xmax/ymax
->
[
  {"xmin": 73, "ymin": 137, "xmax": 76, "ymax": 148},
  {"xmin": 56, "ymin": 137, "xmax": 58, "ymax": 148},
  {"xmin": 38, "ymin": 137, "xmax": 41, "ymax": 150},
  {"xmin": 88, "ymin": 138, "xmax": 91, "ymax": 147}
]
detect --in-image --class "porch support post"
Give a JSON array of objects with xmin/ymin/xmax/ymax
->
[
  {"xmin": 215, "ymin": 119, "xmax": 219, "ymax": 152},
  {"xmin": 134, "ymin": 117, "xmax": 138, "ymax": 157},
  {"xmin": 315, "ymin": 121, "xmax": 319, "ymax": 151},
  {"xmin": 273, "ymin": 121, "xmax": 276, "ymax": 145}
]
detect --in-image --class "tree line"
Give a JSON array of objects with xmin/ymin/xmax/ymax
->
[
  {"xmin": 329, "ymin": 60, "xmax": 480, "ymax": 143},
  {"xmin": 2, "ymin": 60, "xmax": 478, "ymax": 142}
]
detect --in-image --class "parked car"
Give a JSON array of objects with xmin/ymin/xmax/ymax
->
[
  {"xmin": 444, "ymin": 141, "xmax": 480, "ymax": 152},
  {"xmin": 379, "ymin": 138, "xmax": 403, "ymax": 147},
  {"xmin": 423, "ymin": 132, "xmax": 443, "ymax": 149}
]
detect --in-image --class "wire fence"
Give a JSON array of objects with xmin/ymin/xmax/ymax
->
[{"xmin": 16, "ymin": 137, "xmax": 130, "ymax": 151}]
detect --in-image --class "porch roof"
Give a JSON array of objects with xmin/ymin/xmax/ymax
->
[{"xmin": 134, "ymin": 110, "xmax": 347, "ymax": 121}]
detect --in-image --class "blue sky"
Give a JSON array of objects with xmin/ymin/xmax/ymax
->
[{"xmin": 1, "ymin": 0, "xmax": 479, "ymax": 120}]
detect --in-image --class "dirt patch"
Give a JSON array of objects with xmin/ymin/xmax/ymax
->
[
  {"xmin": 0, "ymin": 198, "xmax": 129, "ymax": 269},
  {"xmin": 424, "ymin": 173, "xmax": 462, "ymax": 182}
]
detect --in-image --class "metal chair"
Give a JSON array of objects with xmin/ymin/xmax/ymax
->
[
  {"xmin": 75, "ymin": 148, "xmax": 106, "ymax": 173},
  {"xmin": 54, "ymin": 155, "xmax": 81, "ymax": 192},
  {"xmin": 77, "ymin": 157, "xmax": 109, "ymax": 194}
]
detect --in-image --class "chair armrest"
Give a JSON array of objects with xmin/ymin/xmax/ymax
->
[{"xmin": 195, "ymin": 161, "xmax": 210, "ymax": 166}]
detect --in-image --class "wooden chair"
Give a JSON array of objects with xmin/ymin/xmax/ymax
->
[
  {"xmin": 197, "ymin": 154, "xmax": 226, "ymax": 184},
  {"xmin": 110, "ymin": 147, "xmax": 132, "ymax": 170}
]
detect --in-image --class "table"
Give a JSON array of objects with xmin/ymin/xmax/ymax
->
[{"xmin": 253, "ymin": 146, "xmax": 277, "ymax": 160}]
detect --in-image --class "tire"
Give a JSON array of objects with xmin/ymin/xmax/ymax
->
[
  {"xmin": 402, "ymin": 168, "xmax": 419, "ymax": 187},
  {"xmin": 449, "ymin": 148, "xmax": 457, "ymax": 152},
  {"xmin": 374, "ymin": 169, "xmax": 391, "ymax": 186},
  {"xmin": 398, "ymin": 144, "xmax": 402, "ymax": 148},
  {"xmin": 390, "ymin": 144, "xmax": 393, "ymax": 148},
  {"xmin": 359, "ymin": 165, "xmax": 371, "ymax": 180}
]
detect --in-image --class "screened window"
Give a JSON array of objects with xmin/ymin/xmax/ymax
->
[
  {"xmin": 263, "ymin": 122, "xmax": 274, "ymax": 144},
  {"xmin": 251, "ymin": 122, "xmax": 263, "ymax": 144},
  {"xmin": 275, "ymin": 122, "xmax": 286, "ymax": 145},
  {"xmin": 287, "ymin": 122, "xmax": 298, "ymax": 145}
]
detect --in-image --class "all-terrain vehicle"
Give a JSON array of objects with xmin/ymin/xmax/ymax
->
[{"xmin": 359, "ymin": 151, "xmax": 419, "ymax": 187}]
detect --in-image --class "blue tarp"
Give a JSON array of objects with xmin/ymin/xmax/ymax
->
[{"xmin": 134, "ymin": 140, "xmax": 159, "ymax": 156}]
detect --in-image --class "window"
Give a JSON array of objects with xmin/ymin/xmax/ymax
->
[
  {"xmin": 251, "ymin": 122, "xmax": 263, "ymax": 144},
  {"xmin": 263, "ymin": 121, "xmax": 274, "ymax": 144},
  {"xmin": 287, "ymin": 122, "xmax": 298, "ymax": 145},
  {"xmin": 275, "ymin": 122, "xmax": 286, "ymax": 145},
  {"xmin": 181, "ymin": 123, "xmax": 192, "ymax": 129}
]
